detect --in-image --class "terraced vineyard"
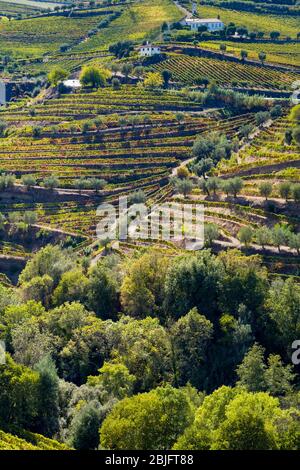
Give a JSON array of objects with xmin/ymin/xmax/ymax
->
[
  {"xmin": 9, "ymin": 50, "xmax": 113, "ymax": 80},
  {"xmin": 0, "ymin": 0, "xmax": 41, "ymax": 17},
  {"xmin": 153, "ymin": 53, "xmax": 298, "ymax": 89},
  {"xmin": 0, "ymin": 85, "xmax": 255, "ymax": 236},
  {"xmin": 0, "ymin": 87, "xmax": 208, "ymax": 122},
  {"xmin": 0, "ymin": 0, "xmax": 181, "ymax": 59},
  {"xmin": 72, "ymin": 0, "xmax": 182, "ymax": 52},
  {"xmin": 0, "ymin": 85, "xmax": 297, "ymax": 255},
  {"xmin": 39, "ymin": 50, "xmax": 113, "ymax": 73},
  {"xmin": 0, "ymin": 9, "xmax": 115, "ymax": 57},
  {"xmin": 217, "ymin": 116, "xmax": 300, "ymax": 175},
  {"xmin": 191, "ymin": 4, "xmax": 300, "ymax": 37},
  {"xmin": 0, "ymin": 0, "xmax": 300, "ymax": 455},
  {"xmin": 160, "ymin": 115, "xmax": 299, "ymax": 271},
  {"xmin": 199, "ymin": 40, "xmax": 300, "ymax": 68}
]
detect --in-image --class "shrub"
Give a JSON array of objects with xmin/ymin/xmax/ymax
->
[{"xmin": 80, "ymin": 66, "xmax": 108, "ymax": 88}]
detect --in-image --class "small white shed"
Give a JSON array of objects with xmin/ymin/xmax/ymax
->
[{"xmin": 62, "ymin": 79, "xmax": 82, "ymax": 89}]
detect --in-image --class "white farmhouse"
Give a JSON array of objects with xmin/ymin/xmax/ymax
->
[
  {"xmin": 184, "ymin": 18, "xmax": 224, "ymax": 32},
  {"xmin": 139, "ymin": 42, "xmax": 161, "ymax": 57}
]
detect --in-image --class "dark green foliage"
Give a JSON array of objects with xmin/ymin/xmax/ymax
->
[
  {"xmin": 170, "ymin": 308, "xmax": 213, "ymax": 388},
  {"xmin": 35, "ymin": 356, "xmax": 59, "ymax": 437},
  {"xmin": 0, "ymin": 355, "xmax": 40, "ymax": 429},
  {"xmin": 69, "ymin": 401, "xmax": 103, "ymax": 450},
  {"xmin": 163, "ymin": 250, "xmax": 224, "ymax": 320},
  {"xmin": 1, "ymin": 245, "xmax": 299, "ymax": 449},
  {"xmin": 87, "ymin": 263, "xmax": 119, "ymax": 319},
  {"xmin": 109, "ymin": 41, "xmax": 134, "ymax": 58},
  {"xmin": 193, "ymin": 132, "xmax": 232, "ymax": 164}
]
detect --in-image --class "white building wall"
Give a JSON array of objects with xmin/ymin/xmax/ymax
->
[
  {"xmin": 139, "ymin": 46, "xmax": 161, "ymax": 57},
  {"xmin": 184, "ymin": 19, "xmax": 224, "ymax": 32}
]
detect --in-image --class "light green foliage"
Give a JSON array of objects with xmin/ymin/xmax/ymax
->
[
  {"xmin": 265, "ymin": 355, "xmax": 295, "ymax": 397},
  {"xmin": 204, "ymin": 223, "xmax": 219, "ymax": 246},
  {"xmin": 19, "ymin": 245, "xmax": 76, "ymax": 286},
  {"xmin": 43, "ymin": 175, "xmax": 59, "ymax": 190},
  {"xmin": 0, "ymin": 284, "xmax": 19, "ymax": 315},
  {"xmin": 173, "ymin": 177, "xmax": 194, "ymax": 197},
  {"xmin": 238, "ymin": 226, "xmax": 254, "ymax": 246},
  {"xmin": 292, "ymin": 126, "xmax": 300, "ymax": 145},
  {"xmin": 0, "ymin": 429, "xmax": 71, "ymax": 450},
  {"xmin": 255, "ymin": 227, "xmax": 272, "ymax": 248},
  {"xmin": 21, "ymin": 174, "xmax": 36, "ymax": 188},
  {"xmin": 100, "ymin": 385, "xmax": 194, "ymax": 450},
  {"xmin": 115, "ymin": 316, "xmax": 173, "ymax": 391},
  {"xmin": 259, "ymin": 181, "xmax": 273, "ymax": 200},
  {"xmin": 174, "ymin": 386, "xmax": 300, "ymax": 450},
  {"xmin": 211, "ymin": 392, "xmax": 279, "ymax": 450},
  {"xmin": 48, "ymin": 68, "xmax": 68, "ymax": 87},
  {"xmin": 45, "ymin": 302, "xmax": 94, "ymax": 341},
  {"xmin": 143, "ymin": 72, "xmax": 163, "ymax": 89},
  {"xmin": 52, "ymin": 268, "xmax": 89, "ymax": 307},
  {"xmin": 279, "ymin": 181, "xmax": 291, "ymax": 200},
  {"xmin": 236, "ymin": 343, "xmax": 267, "ymax": 392},
  {"xmin": 1, "ymin": 300, "xmax": 45, "ymax": 345},
  {"xmin": 120, "ymin": 250, "xmax": 169, "ymax": 320},
  {"xmin": 11, "ymin": 318, "xmax": 57, "ymax": 368},
  {"xmin": 174, "ymin": 386, "xmax": 239, "ymax": 450},
  {"xmin": 290, "ymin": 104, "xmax": 300, "ymax": 123},
  {"xmin": 88, "ymin": 361, "xmax": 136, "ymax": 399},
  {"xmin": 79, "ymin": 65, "xmax": 108, "ymax": 88},
  {"xmin": 237, "ymin": 344, "xmax": 295, "ymax": 396},
  {"xmin": 20, "ymin": 274, "xmax": 53, "ymax": 307},
  {"xmin": 222, "ymin": 177, "xmax": 244, "ymax": 197}
]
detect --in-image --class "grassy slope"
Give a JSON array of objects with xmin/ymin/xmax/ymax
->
[
  {"xmin": 72, "ymin": 0, "xmax": 182, "ymax": 52},
  {"xmin": 197, "ymin": 5, "xmax": 300, "ymax": 37}
]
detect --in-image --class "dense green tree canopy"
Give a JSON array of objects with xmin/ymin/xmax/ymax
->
[
  {"xmin": 100, "ymin": 385, "xmax": 194, "ymax": 450},
  {"xmin": 120, "ymin": 250, "xmax": 169, "ymax": 320},
  {"xmin": 170, "ymin": 307, "xmax": 213, "ymax": 388},
  {"xmin": 163, "ymin": 250, "xmax": 224, "ymax": 320}
]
